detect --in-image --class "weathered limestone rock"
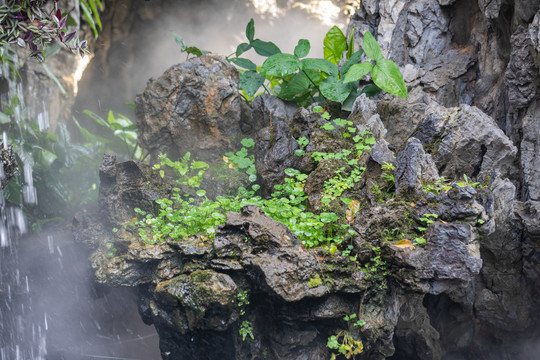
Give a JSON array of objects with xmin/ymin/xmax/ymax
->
[
  {"xmin": 134, "ymin": 55, "xmax": 248, "ymax": 163},
  {"xmin": 76, "ymin": 144, "xmax": 493, "ymax": 359},
  {"xmin": 394, "ymin": 138, "xmax": 439, "ymax": 196},
  {"xmin": 413, "ymin": 104, "xmax": 518, "ymax": 180},
  {"xmin": 521, "ymin": 101, "xmax": 540, "ymax": 201}
]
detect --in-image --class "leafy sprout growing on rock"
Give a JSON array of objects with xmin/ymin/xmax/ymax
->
[{"xmin": 229, "ymin": 19, "xmax": 407, "ymax": 110}]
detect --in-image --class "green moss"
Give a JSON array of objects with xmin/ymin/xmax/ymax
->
[{"xmin": 307, "ymin": 273, "xmax": 323, "ymax": 288}]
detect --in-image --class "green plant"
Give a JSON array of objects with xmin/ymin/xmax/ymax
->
[
  {"xmin": 413, "ymin": 213, "xmax": 438, "ymax": 246},
  {"xmin": 135, "ymin": 110, "xmax": 377, "ymax": 254},
  {"xmin": 363, "ymin": 246, "xmax": 387, "ymax": 290},
  {"xmin": 236, "ymin": 290, "xmax": 250, "ymax": 316},
  {"xmin": 327, "ymin": 313, "xmax": 365, "ymax": 359},
  {"xmin": 79, "ymin": 0, "xmax": 103, "ymax": 39},
  {"xmin": 105, "ymin": 241, "xmax": 117, "ymax": 257},
  {"xmin": 307, "ymin": 108, "xmax": 375, "ymax": 207},
  {"xmin": 417, "ymin": 213, "xmax": 438, "ymax": 232},
  {"xmin": 307, "ymin": 273, "xmax": 323, "ymax": 288},
  {"xmin": 239, "ymin": 320, "xmax": 254, "ymax": 342},
  {"xmin": 173, "ymin": 32, "xmax": 210, "ymax": 60},
  {"xmin": 294, "ymin": 136, "xmax": 309, "ymax": 156},
  {"xmin": 0, "ymin": 1, "xmax": 91, "ymax": 60},
  {"xmin": 224, "ymin": 138, "xmax": 257, "ymax": 182},
  {"xmin": 423, "ymin": 174, "xmax": 486, "ymax": 195},
  {"xmin": 79, "ymin": 109, "xmax": 144, "ymax": 159},
  {"xmin": 381, "ymin": 161, "xmax": 395, "ymax": 186},
  {"xmin": 230, "ymin": 19, "xmax": 407, "ymax": 110},
  {"xmin": 154, "ymin": 152, "xmax": 208, "ymax": 188}
]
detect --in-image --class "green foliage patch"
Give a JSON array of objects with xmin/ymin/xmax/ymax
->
[{"xmin": 228, "ymin": 19, "xmax": 407, "ymax": 110}]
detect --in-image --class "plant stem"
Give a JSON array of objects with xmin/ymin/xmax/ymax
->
[{"xmin": 302, "ymin": 69, "xmax": 325, "ymax": 102}]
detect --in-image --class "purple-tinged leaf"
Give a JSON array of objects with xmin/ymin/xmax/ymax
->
[
  {"xmin": 64, "ymin": 31, "xmax": 76, "ymax": 43},
  {"xmin": 56, "ymin": 9, "xmax": 62, "ymax": 21},
  {"xmin": 29, "ymin": 42, "xmax": 37, "ymax": 52},
  {"xmin": 59, "ymin": 16, "xmax": 67, "ymax": 29}
]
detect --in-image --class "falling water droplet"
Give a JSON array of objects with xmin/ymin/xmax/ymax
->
[
  {"xmin": 37, "ymin": 101, "xmax": 49, "ymax": 131},
  {"xmin": 47, "ymin": 235, "xmax": 54, "ymax": 254},
  {"xmin": 22, "ymin": 163, "xmax": 37, "ymax": 206},
  {"xmin": 2, "ymin": 131, "xmax": 7, "ymax": 150},
  {"xmin": 0, "ymin": 225, "xmax": 8, "ymax": 247}
]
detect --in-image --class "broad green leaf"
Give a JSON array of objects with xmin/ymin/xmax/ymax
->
[
  {"xmin": 173, "ymin": 32, "xmax": 186, "ymax": 50},
  {"xmin": 343, "ymin": 61, "xmax": 373, "ymax": 83},
  {"xmin": 340, "ymin": 50, "xmax": 363, "ymax": 78},
  {"xmin": 37, "ymin": 148, "xmax": 57, "ymax": 167},
  {"xmin": 371, "ymin": 59, "xmax": 407, "ymax": 98},
  {"xmin": 359, "ymin": 84, "xmax": 382, "ymax": 97},
  {"xmin": 342, "ymin": 87, "xmax": 359, "ymax": 111},
  {"xmin": 300, "ymin": 58, "xmax": 338, "ymax": 76},
  {"xmin": 236, "ymin": 42, "xmax": 251, "ymax": 57},
  {"xmin": 246, "ymin": 18, "xmax": 255, "ymax": 42},
  {"xmin": 251, "ymin": 39, "xmax": 281, "ymax": 57},
  {"xmin": 261, "ymin": 53, "xmax": 300, "ymax": 77},
  {"xmin": 239, "ymin": 70, "xmax": 266, "ymax": 98},
  {"xmin": 319, "ymin": 76, "xmax": 353, "ymax": 103},
  {"xmin": 278, "ymin": 72, "xmax": 312, "ymax": 101},
  {"xmin": 323, "ymin": 26, "xmax": 347, "ymax": 64},
  {"xmin": 294, "ymin": 39, "xmax": 310, "ymax": 58},
  {"xmin": 346, "ymin": 27, "xmax": 354, "ymax": 59},
  {"xmin": 229, "ymin": 57, "xmax": 257, "ymax": 71},
  {"xmin": 363, "ymin": 30, "xmax": 383, "ymax": 61}
]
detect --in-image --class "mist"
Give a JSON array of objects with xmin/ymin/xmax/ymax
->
[
  {"xmin": 1, "ymin": 1, "xmax": 348, "ymax": 359},
  {"xmin": 74, "ymin": 0, "xmax": 348, "ymax": 117}
]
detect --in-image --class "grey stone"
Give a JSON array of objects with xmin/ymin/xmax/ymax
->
[
  {"xmin": 395, "ymin": 137, "xmax": 439, "ymax": 196},
  {"xmin": 254, "ymin": 120, "xmax": 301, "ymax": 196},
  {"xmin": 478, "ymin": 0, "xmax": 502, "ymax": 19},
  {"xmin": 370, "ymin": 139, "xmax": 395, "ymax": 166},
  {"xmin": 426, "ymin": 223, "xmax": 482, "ymax": 285},
  {"xmin": 413, "ymin": 103, "xmax": 517, "ymax": 180},
  {"xmin": 521, "ymin": 101, "xmax": 540, "ymax": 201},
  {"xmin": 135, "ymin": 55, "xmax": 246, "ymax": 162}
]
